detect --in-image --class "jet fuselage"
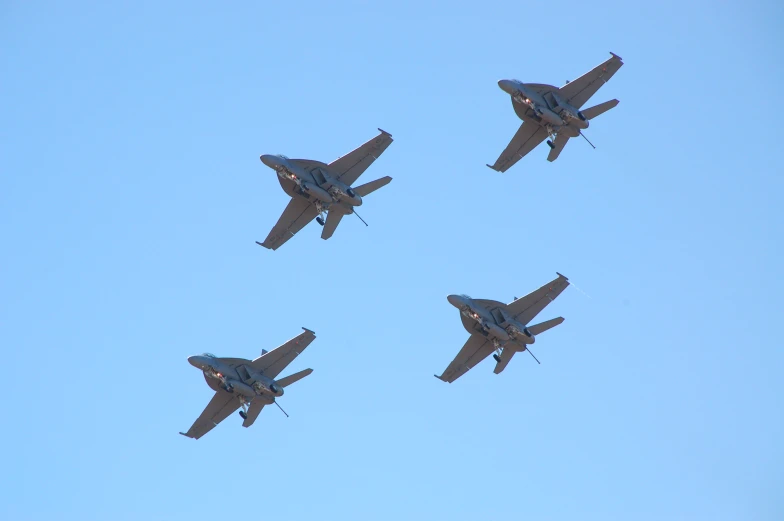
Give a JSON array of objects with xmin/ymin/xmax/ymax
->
[
  {"xmin": 497, "ymin": 80, "xmax": 589, "ymax": 135},
  {"xmin": 446, "ymin": 294, "xmax": 534, "ymax": 348},
  {"xmin": 188, "ymin": 354, "xmax": 284, "ymax": 400},
  {"xmin": 260, "ymin": 154, "xmax": 363, "ymax": 210}
]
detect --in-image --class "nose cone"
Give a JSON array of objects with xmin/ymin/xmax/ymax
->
[
  {"xmin": 498, "ymin": 79, "xmax": 518, "ymax": 95},
  {"xmin": 260, "ymin": 154, "xmax": 285, "ymax": 169},
  {"xmin": 187, "ymin": 355, "xmax": 200, "ymax": 368},
  {"xmin": 447, "ymin": 294, "xmax": 467, "ymax": 308}
]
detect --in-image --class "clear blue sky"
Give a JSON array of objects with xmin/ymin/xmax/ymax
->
[{"xmin": 2, "ymin": 1, "xmax": 782, "ymax": 520}]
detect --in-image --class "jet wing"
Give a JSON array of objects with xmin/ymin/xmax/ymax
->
[
  {"xmin": 328, "ymin": 129, "xmax": 393, "ymax": 187},
  {"xmin": 435, "ymin": 334, "xmax": 494, "ymax": 383},
  {"xmin": 250, "ymin": 328, "xmax": 316, "ymax": 379},
  {"xmin": 259, "ymin": 197, "xmax": 319, "ymax": 250},
  {"xmin": 506, "ymin": 273, "xmax": 570, "ymax": 325},
  {"xmin": 180, "ymin": 390, "xmax": 240, "ymax": 439},
  {"xmin": 558, "ymin": 52, "xmax": 624, "ymax": 109},
  {"xmin": 487, "ymin": 122, "xmax": 548, "ymax": 172}
]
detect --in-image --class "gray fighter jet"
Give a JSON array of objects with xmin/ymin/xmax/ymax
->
[
  {"xmin": 180, "ymin": 328, "xmax": 316, "ymax": 439},
  {"xmin": 488, "ymin": 53, "xmax": 624, "ymax": 172},
  {"xmin": 435, "ymin": 274, "xmax": 570, "ymax": 383},
  {"xmin": 257, "ymin": 129, "xmax": 394, "ymax": 250}
]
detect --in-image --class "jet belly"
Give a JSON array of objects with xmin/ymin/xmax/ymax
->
[
  {"xmin": 561, "ymin": 126, "xmax": 581, "ymax": 138},
  {"xmin": 482, "ymin": 320, "xmax": 510, "ymax": 342},
  {"xmin": 326, "ymin": 183, "xmax": 362, "ymax": 207},
  {"xmin": 506, "ymin": 324, "xmax": 535, "ymax": 345},
  {"xmin": 247, "ymin": 371, "xmax": 284, "ymax": 397},
  {"xmin": 299, "ymin": 181, "xmax": 334, "ymax": 203},
  {"xmin": 557, "ymin": 108, "xmax": 589, "ymax": 131},
  {"xmin": 461, "ymin": 307, "xmax": 509, "ymax": 341},
  {"xmin": 528, "ymin": 103, "xmax": 564, "ymax": 126},
  {"xmin": 548, "ymin": 93, "xmax": 588, "ymax": 130},
  {"xmin": 261, "ymin": 154, "xmax": 336, "ymax": 204},
  {"xmin": 502, "ymin": 82, "xmax": 564, "ymax": 126},
  {"xmin": 280, "ymin": 168, "xmax": 333, "ymax": 204},
  {"xmin": 447, "ymin": 295, "xmax": 508, "ymax": 341},
  {"xmin": 224, "ymin": 379, "xmax": 257, "ymax": 398},
  {"xmin": 563, "ymin": 112, "xmax": 588, "ymax": 130}
]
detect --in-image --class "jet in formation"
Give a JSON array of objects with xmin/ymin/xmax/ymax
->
[
  {"xmin": 435, "ymin": 273, "xmax": 570, "ymax": 383},
  {"xmin": 488, "ymin": 52, "xmax": 624, "ymax": 172},
  {"xmin": 180, "ymin": 328, "xmax": 316, "ymax": 439},
  {"xmin": 258, "ymin": 129, "xmax": 394, "ymax": 250}
]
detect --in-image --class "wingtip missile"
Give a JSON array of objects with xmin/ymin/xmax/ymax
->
[
  {"xmin": 609, "ymin": 51, "xmax": 623, "ymax": 61},
  {"xmin": 301, "ymin": 327, "xmax": 316, "ymax": 335},
  {"xmin": 179, "ymin": 432, "xmax": 193, "ymax": 438},
  {"xmin": 556, "ymin": 271, "xmax": 569, "ymax": 280},
  {"xmin": 377, "ymin": 128, "xmax": 392, "ymax": 136}
]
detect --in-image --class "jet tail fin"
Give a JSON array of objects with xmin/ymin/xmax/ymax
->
[
  {"xmin": 581, "ymin": 99, "xmax": 619, "ymax": 120},
  {"xmin": 276, "ymin": 368, "xmax": 313, "ymax": 388},
  {"xmin": 353, "ymin": 176, "xmax": 392, "ymax": 197},
  {"xmin": 527, "ymin": 317, "xmax": 564, "ymax": 335}
]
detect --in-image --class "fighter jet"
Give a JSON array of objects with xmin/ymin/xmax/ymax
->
[
  {"xmin": 179, "ymin": 327, "xmax": 316, "ymax": 439},
  {"xmin": 435, "ymin": 273, "xmax": 570, "ymax": 383},
  {"xmin": 257, "ymin": 129, "xmax": 394, "ymax": 250},
  {"xmin": 487, "ymin": 53, "xmax": 624, "ymax": 172}
]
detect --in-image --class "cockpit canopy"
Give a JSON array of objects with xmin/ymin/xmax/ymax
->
[{"xmin": 201, "ymin": 352, "xmax": 216, "ymax": 358}]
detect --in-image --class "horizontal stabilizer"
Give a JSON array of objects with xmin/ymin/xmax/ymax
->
[
  {"xmin": 581, "ymin": 99, "xmax": 619, "ymax": 120},
  {"xmin": 527, "ymin": 317, "xmax": 564, "ymax": 335},
  {"xmin": 493, "ymin": 348, "xmax": 516, "ymax": 374},
  {"xmin": 321, "ymin": 209, "xmax": 344, "ymax": 240},
  {"xmin": 547, "ymin": 134, "xmax": 570, "ymax": 162},
  {"xmin": 242, "ymin": 401, "xmax": 265, "ymax": 428},
  {"xmin": 276, "ymin": 368, "xmax": 313, "ymax": 388},
  {"xmin": 353, "ymin": 176, "xmax": 392, "ymax": 197}
]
